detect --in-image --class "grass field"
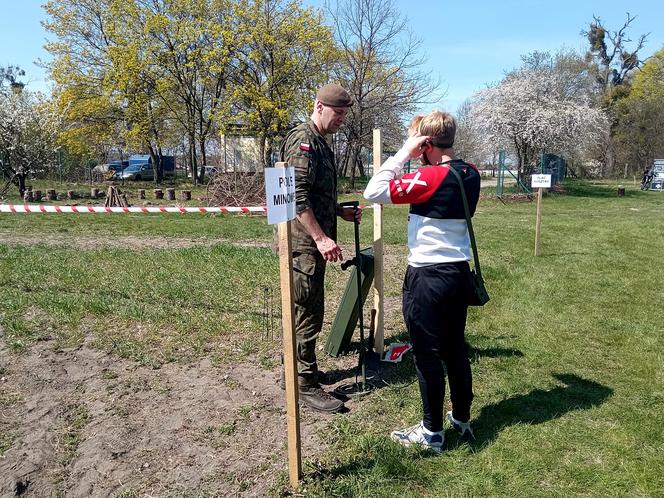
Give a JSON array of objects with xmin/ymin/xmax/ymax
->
[{"xmin": 1, "ymin": 179, "xmax": 663, "ymax": 496}]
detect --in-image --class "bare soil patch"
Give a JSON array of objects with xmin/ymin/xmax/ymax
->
[
  {"xmin": 0, "ymin": 242, "xmax": 411, "ymax": 497},
  {"xmin": 0, "ymin": 336, "xmax": 362, "ymax": 497}
]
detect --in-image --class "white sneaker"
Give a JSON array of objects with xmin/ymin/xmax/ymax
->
[
  {"xmin": 446, "ymin": 411, "xmax": 475, "ymax": 441},
  {"xmin": 390, "ymin": 422, "xmax": 444, "ymax": 453}
]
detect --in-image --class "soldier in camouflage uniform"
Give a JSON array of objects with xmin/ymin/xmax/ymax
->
[{"xmin": 279, "ymin": 83, "xmax": 360, "ymax": 413}]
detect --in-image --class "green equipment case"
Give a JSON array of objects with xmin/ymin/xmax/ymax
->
[{"xmin": 325, "ymin": 247, "xmax": 375, "ymax": 357}]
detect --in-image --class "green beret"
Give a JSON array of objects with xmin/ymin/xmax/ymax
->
[{"xmin": 316, "ymin": 83, "xmax": 353, "ymax": 107}]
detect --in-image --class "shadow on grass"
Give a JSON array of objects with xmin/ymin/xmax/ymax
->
[
  {"xmin": 454, "ymin": 373, "xmax": 613, "ymax": 450},
  {"xmin": 469, "ymin": 345, "xmax": 524, "ymax": 362},
  {"xmin": 303, "ymin": 375, "xmax": 610, "ymax": 492},
  {"xmin": 558, "ymin": 181, "xmax": 632, "ymax": 198},
  {"xmin": 322, "ymin": 343, "xmax": 524, "ymax": 393}
]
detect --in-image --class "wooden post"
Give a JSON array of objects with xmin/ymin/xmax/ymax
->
[
  {"xmin": 276, "ymin": 187, "xmax": 302, "ymax": 490},
  {"xmin": 181, "ymin": 190, "xmax": 191, "ymax": 201},
  {"xmin": 166, "ymin": 188, "xmax": 175, "ymax": 200},
  {"xmin": 90, "ymin": 188, "xmax": 99, "ymax": 199},
  {"xmin": 154, "ymin": 189, "xmax": 163, "ymax": 199},
  {"xmin": 372, "ymin": 128, "xmax": 384, "ymax": 356},
  {"xmin": 534, "ymin": 187, "xmax": 543, "ymax": 256}
]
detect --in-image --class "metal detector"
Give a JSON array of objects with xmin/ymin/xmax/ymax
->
[{"xmin": 333, "ymin": 201, "xmax": 378, "ymax": 398}]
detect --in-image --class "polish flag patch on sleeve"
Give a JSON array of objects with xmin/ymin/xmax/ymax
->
[{"xmin": 299, "ymin": 143, "xmax": 310, "ymax": 151}]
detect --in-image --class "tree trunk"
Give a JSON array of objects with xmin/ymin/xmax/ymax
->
[
  {"xmin": 514, "ymin": 139, "xmax": 523, "ymax": 184},
  {"xmin": 258, "ymin": 135, "xmax": 267, "ymax": 171},
  {"xmin": 357, "ymin": 156, "xmax": 365, "ymax": 177},
  {"xmin": 198, "ymin": 136, "xmax": 207, "ymax": 184},
  {"xmin": 189, "ymin": 134, "xmax": 198, "ymax": 186},
  {"xmin": 17, "ymin": 173, "xmax": 26, "ymax": 197},
  {"xmin": 264, "ymin": 137, "xmax": 274, "ymax": 169},
  {"xmin": 148, "ymin": 146, "xmax": 162, "ymax": 185}
]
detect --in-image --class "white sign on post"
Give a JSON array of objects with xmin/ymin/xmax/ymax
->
[
  {"xmin": 531, "ymin": 174, "xmax": 552, "ymax": 188},
  {"xmin": 265, "ymin": 167, "xmax": 296, "ymax": 225}
]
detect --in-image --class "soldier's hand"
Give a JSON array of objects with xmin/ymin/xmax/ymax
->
[
  {"xmin": 316, "ymin": 237, "xmax": 343, "ymax": 262},
  {"xmin": 338, "ymin": 206, "xmax": 362, "ymax": 224}
]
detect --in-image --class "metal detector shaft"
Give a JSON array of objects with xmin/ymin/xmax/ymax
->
[{"xmin": 340, "ymin": 201, "xmax": 366, "ymax": 389}]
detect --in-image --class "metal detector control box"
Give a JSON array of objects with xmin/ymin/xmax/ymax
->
[{"xmin": 325, "ymin": 247, "xmax": 374, "ymax": 357}]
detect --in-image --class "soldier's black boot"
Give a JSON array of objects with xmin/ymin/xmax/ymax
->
[
  {"xmin": 279, "ymin": 369, "xmax": 329, "ymax": 390},
  {"xmin": 298, "ymin": 384, "xmax": 344, "ymax": 413}
]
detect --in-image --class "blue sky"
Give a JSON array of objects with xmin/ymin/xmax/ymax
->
[{"xmin": 1, "ymin": 0, "xmax": 663, "ymax": 113}]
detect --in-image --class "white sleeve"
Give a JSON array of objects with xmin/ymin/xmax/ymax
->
[{"xmin": 363, "ymin": 149, "xmax": 410, "ymax": 204}]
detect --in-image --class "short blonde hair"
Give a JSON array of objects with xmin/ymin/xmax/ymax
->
[
  {"xmin": 417, "ymin": 110, "xmax": 456, "ymax": 147},
  {"xmin": 408, "ymin": 115, "xmax": 425, "ymax": 137}
]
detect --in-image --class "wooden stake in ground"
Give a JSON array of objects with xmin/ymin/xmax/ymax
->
[
  {"xmin": 531, "ymin": 174, "xmax": 551, "ymax": 257},
  {"xmin": 267, "ymin": 161, "xmax": 301, "ymax": 489},
  {"xmin": 372, "ymin": 128, "xmax": 385, "ymax": 356},
  {"xmin": 277, "ymin": 220, "xmax": 301, "ymax": 489},
  {"xmin": 534, "ymin": 187, "xmax": 543, "ymax": 256}
]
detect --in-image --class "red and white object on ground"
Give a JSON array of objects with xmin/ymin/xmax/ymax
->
[{"xmin": 382, "ymin": 342, "xmax": 412, "ymax": 363}]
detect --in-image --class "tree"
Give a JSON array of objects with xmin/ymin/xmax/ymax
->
[
  {"xmin": 470, "ymin": 51, "xmax": 608, "ymax": 179},
  {"xmin": 613, "ymin": 46, "xmax": 664, "ymax": 172},
  {"xmin": 582, "ymin": 13, "xmax": 650, "ymax": 175},
  {"xmin": 583, "ymin": 13, "xmax": 648, "ymax": 105},
  {"xmin": 107, "ymin": 0, "xmax": 236, "ymax": 183},
  {"xmin": 226, "ymin": 0, "xmax": 335, "ymax": 169},
  {"xmin": 43, "ymin": 0, "xmax": 128, "ymax": 163},
  {"xmin": 0, "ymin": 89, "xmax": 61, "ymax": 195},
  {"xmin": 454, "ymin": 98, "xmax": 500, "ymax": 168},
  {"xmin": 326, "ymin": 0, "xmax": 441, "ymax": 184},
  {"xmin": 0, "ymin": 65, "xmax": 26, "ymax": 96},
  {"xmin": 43, "ymin": 0, "xmax": 333, "ymax": 179}
]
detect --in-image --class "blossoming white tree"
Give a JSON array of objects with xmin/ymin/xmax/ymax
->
[
  {"xmin": 0, "ymin": 89, "xmax": 61, "ymax": 195},
  {"xmin": 470, "ymin": 52, "xmax": 609, "ymax": 179}
]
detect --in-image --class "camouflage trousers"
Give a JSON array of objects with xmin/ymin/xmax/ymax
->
[{"xmin": 292, "ymin": 251, "xmax": 327, "ymax": 386}]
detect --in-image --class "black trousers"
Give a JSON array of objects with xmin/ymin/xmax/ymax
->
[{"xmin": 402, "ymin": 261, "xmax": 474, "ymax": 432}]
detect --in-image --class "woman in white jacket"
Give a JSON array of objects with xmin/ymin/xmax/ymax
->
[{"xmin": 364, "ymin": 111, "xmax": 480, "ymax": 453}]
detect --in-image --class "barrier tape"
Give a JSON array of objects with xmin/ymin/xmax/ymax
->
[
  {"xmin": 0, "ymin": 204, "xmax": 267, "ymax": 215},
  {"xmin": 0, "ymin": 204, "xmax": 370, "ymax": 215}
]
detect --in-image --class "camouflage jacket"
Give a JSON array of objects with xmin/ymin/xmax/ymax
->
[{"xmin": 279, "ymin": 120, "xmax": 338, "ymax": 254}]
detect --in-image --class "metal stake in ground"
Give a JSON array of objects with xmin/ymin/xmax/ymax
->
[{"xmin": 335, "ymin": 200, "xmax": 375, "ymax": 397}]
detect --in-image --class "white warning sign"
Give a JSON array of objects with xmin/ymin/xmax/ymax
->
[{"xmin": 265, "ymin": 166, "xmax": 296, "ymax": 225}]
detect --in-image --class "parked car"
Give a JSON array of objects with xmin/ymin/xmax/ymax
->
[
  {"xmin": 114, "ymin": 163, "xmax": 154, "ymax": 181},
  {"xmin": 187, "ymin": 165, "xmax": 220, "ymax": 179},
  {"xmin": 91, "ymin": 161, "xmax": 128, "ymax": 181},
  {"xmin": 642, "ymin": 160, "xmax": 664, "ymax": 191},
  {"xmin": 651, "ymin": 177, "xmax": 664, "ymax": 190},
  {"xmin": 128, "ymin": 154, "xmax": 176, "ymax": 177}
]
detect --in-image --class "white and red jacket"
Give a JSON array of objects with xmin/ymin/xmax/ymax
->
[{"xmin": 364, "ymin": 153, "xmax": 480, "ymax": 267}]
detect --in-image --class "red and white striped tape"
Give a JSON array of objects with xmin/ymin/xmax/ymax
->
[{"xmin": 0, "ymin": 204, "xmax": 267, "ymax": 215}]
